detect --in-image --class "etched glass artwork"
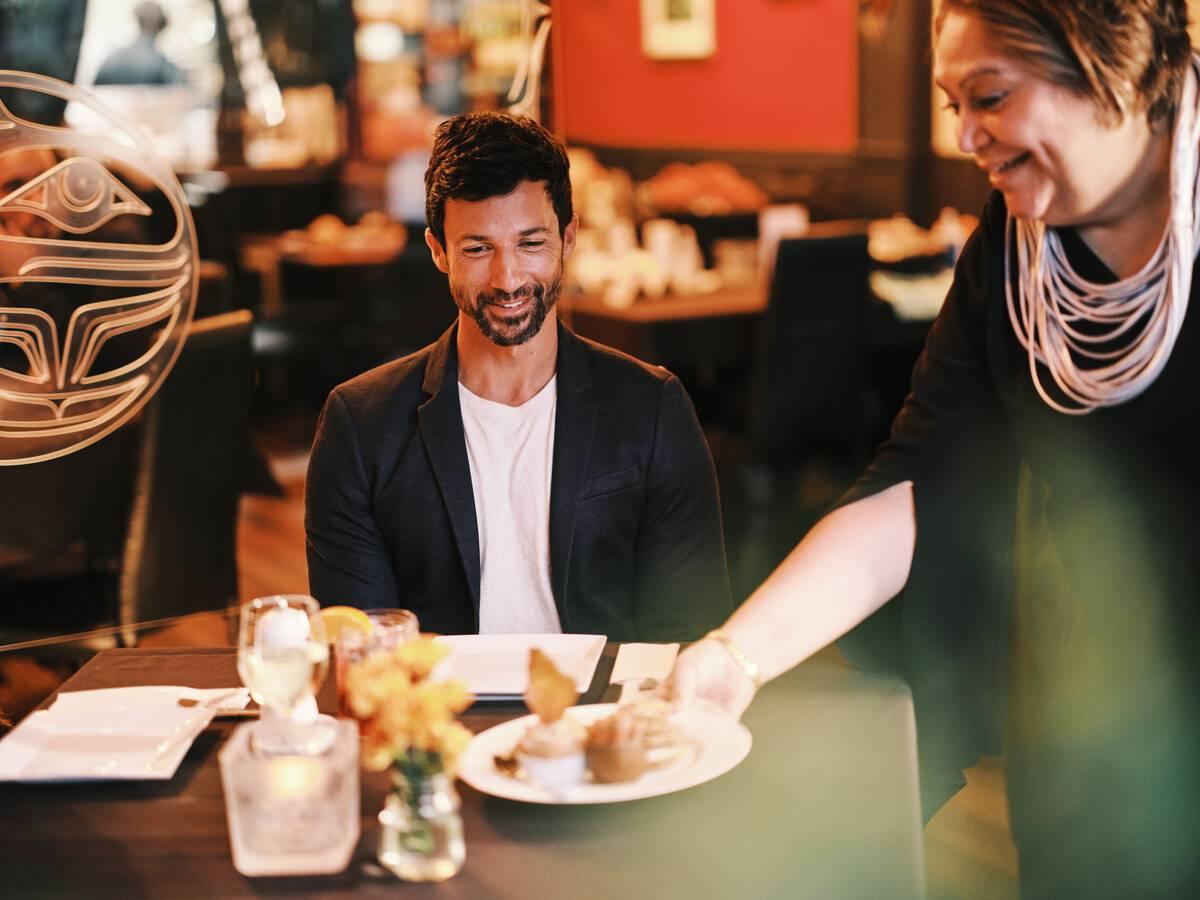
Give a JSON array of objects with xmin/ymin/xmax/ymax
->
[{"xmin": 0, "ymin": 70, "xmax": 197, "ymax": 465}]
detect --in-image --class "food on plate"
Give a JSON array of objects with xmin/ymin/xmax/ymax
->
[
  {"xmin": 280, "ymin": 210, "xmax": 407, "ymax": 263},
  {"xmin": 492, "ymin": 753, "xmax": 521, "ymax": 777},
  {"xmin": 584, "ymin": 705, "xmax": 649, "ymax": 783},
  {"xmin": 523, "ymin": 648, "xmax": 577, "ymax": 723},
  {"xmin": 495, "ymin": 654, "xmax": 692, "ymax": 788},
  {"xmin": 306, "ymin": 213, "xmax": 346, "ymax": 243},
  {"xmin": 516, "ymin": 650, "xmax": 586, "ymax": 787},
  {"xmin": 357, "ymin": 210, "xmax": 393, "ymax": 230},
  {"xmin": 619, "ymin": 696, "xmax": 682, "ymax": 749},
  {"xmin": 641, "ymin": 161, "xmax": 768, "ymax": 216},
  {"xmin": 583, "ymin": 697, "xmax": 687, "ymax": 783},
  {"xmin": 516, "ymin": 715, "xmax": 587, "ymax": 788}
]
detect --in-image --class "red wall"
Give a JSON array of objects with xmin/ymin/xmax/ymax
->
[{"xmin": 553, "ymin": 0, "xmax": 859, "ymax": 153}]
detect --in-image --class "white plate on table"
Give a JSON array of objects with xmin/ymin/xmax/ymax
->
[
  {"xmin": 433, "ymin": 633, "xmax": 606, "ymax": 700},
  {"xmin": 0, "ymin": 686, "xmax": 240, "ymax": 782},
  {"xmin": 458, "ymin": 703, "xmax": 752, "ymax": 804}
]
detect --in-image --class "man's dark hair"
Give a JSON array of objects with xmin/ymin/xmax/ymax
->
[{"xmin": 424, "ymin": 112, "xmax": 572, "ymax": 248}]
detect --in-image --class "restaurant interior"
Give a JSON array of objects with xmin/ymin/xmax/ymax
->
[{"xmin": 8, "ymin": 0, "xmax": 1196, "ymax": 896}]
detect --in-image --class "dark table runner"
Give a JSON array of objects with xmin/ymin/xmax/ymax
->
[{"xmin": 0, "ymin": 648, "xmax": 923, "ymax": 898}]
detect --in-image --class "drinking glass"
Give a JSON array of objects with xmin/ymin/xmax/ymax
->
[
  {"xmin": 238, "ymin": 594, "xmax": 337, "ymax": 754},
  {"xmin": 334, "ymin": 608, "xmax": 419, "ymax": 717}
]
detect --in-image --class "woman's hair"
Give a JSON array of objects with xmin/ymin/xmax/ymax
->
[{"xmin": 936, "ymin": 0, "xmax": 1192, "ymax": 125}]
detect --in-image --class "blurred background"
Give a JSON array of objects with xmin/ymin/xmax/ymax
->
[{"xmin": 10, "ymin": 3, "xmax": 1200, "ymax": 893}]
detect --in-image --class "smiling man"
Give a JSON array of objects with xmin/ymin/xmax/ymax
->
[{"xmin": 304, "ymin": 113, "xmax": 731, "ymax": 640}]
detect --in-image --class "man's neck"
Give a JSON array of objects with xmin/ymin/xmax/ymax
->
[{"xmin": 456, "ymin": 312, "xmax": 558, "ymax": 406}]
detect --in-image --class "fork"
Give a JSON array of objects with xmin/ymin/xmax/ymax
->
[{"xmin": 177, "ymin": 689, "xmax": 242, "ymax": 709}]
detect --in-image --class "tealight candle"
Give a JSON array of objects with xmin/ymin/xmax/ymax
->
[{"xmin": 265, "ymin": 755, "xmax": 324, "ymax": 801}]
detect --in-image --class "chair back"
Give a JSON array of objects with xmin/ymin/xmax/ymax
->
[
  {"xmin": 118, "ymin": 310, "xmax": 254, "ymax": 626},
  {"xmin": 749, "ymin": 228, "xmax": 871, "ymax": 466}
]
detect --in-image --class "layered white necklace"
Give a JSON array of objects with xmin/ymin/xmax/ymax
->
[{"xmin": 1005, "ymin": 57, "xmax": 1200, "ymax": 415}]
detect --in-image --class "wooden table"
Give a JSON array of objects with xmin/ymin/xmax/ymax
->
[
  {"xmin": 560, "ymin": 282, "xmax": 934, "ymax": 370},
  {"xmin": 0, "ymin": 647, "xmax": 924, "ymax": 898},
  {"xmin": 561, "ymin": 286, "xmax": 765, "ymax": 374}
]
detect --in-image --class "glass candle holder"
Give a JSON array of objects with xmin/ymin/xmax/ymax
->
[{"xmin": 218, "ymin": 718, "xmax": 360, "ymax": 877}]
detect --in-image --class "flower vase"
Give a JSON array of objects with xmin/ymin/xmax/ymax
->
[{"xmin": 377, "ymin": 766, "xmax": 465, "ymax": 882}]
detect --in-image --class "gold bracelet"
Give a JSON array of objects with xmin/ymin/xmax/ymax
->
[{"xmin": 705, "ymin": 629, "xmax": 763, "ymax": 690}]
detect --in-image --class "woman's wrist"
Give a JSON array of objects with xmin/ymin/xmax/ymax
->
[{"xmin": 704, "ymin": 628, "xmax": 764, "ymax": 690}]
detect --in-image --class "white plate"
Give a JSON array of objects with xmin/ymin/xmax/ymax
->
[
  {"xmin": 0, "ymin": 686, "xmax": 233, "ymax": 782},
  {"xmin": 458, "ymin": 703, "xmax": 752, "ymax": 804},
  {"xmin": 434, "ymin": 634, "xmax": 606, "ymax": 700}
]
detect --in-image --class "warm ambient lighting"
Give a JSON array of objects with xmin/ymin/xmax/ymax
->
[
  {"xmin": 215, "ymin": 0, "xmax": 286, "ymax": 128},
  {"xmin": 265, "ymin": 755, "xmax": 325, "ymax": 801}
]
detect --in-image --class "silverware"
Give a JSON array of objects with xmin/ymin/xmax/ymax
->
[
  {"xmin": 211, "ymin": 707, "xmax": 260, "ymax": 718},
  {"xmin": 177, "ymin": 689, "xmax": 241, "ymax": 709}
]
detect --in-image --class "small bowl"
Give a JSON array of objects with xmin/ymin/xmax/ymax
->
[{"xmin": 517, "ymin": 750, "xmax": 586, "ymax": 789}]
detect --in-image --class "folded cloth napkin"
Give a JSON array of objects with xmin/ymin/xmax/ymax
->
[
  {"xmin": 0, "ymin": 685, "xmax": 246, "ymax": 782},
  {"xmin": 434, "ymin": 634, "xmax": 607, "ymax": 697},
  {"xmin": 610, "ymin": 643, "xmax": 679, "ymax": 698},
  {"xmin": 51, "ymin": 685, "xmax": 251, "ymax": 713}
]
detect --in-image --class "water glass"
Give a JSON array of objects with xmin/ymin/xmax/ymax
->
[
  {"xmin": 237, "ymin": 594, "xmax": 336, "ymax": 754},
  {"xmin": 334, "ymin": 608, "xmax": 419, "ymax": 716}
]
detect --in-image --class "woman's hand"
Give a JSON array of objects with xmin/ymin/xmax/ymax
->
[
  {"xmin": 666, "ymin": 482, "xmax": 917, "ymax": 721},
  {"xmin": 664, "ymin": 638, "xmax": 758, "ymax": 720}
]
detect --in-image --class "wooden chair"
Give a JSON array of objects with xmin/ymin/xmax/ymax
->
[{"xmin": 0, "ymin": 310, "xmax": 254, "ymax": 645}]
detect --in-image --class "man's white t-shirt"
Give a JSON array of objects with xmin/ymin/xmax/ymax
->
[{"xmin": 458, "ymin": 376, "xmax": 561, "ymax": 634}]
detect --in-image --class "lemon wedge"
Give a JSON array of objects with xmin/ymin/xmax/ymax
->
[{"xmin": 319, "ymin": 605, "xmax": 372, "ymax": 643}]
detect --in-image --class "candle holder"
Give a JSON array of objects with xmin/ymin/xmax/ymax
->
[{"xmin": 218, "ymin": 718, "xmax": 360, "ymax": 877}]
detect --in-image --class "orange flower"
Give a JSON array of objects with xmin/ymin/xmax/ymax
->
[{"xmin": 344, "ymin": 636, "xmax": 472, "ymax": 774}]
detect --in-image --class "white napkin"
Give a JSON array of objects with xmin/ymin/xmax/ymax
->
[
  {"xmin": 51, "ymin": 686, "xmax": 250, "ymax": 715},
  {"xmin": 610, "ymin": 643, "xmax": 679, "ymax": 687},
  {"xmin": 0, "ymin": 686, "xmax": 245, "ymax": 782},
  {"xmin": 434, "ymin": 634, "xmax": 606, "ymax": 697}
]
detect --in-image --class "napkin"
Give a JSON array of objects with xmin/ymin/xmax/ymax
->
[
  {"xmin": 51, "ymin": 686, "xmax": 250, "ymax": 714},
  {"xmin": 609, "ymin": 643, "xmax": 679, "ymax": 688},
  {"xmin": 434, "ymin": 634, "xmax": 606, "ymax": 698},
  {"xmin": 0, "ymin": 685, "xmax": 244, "ymax": 782}
]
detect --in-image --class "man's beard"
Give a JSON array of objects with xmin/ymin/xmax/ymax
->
[{"xmin": 453, "ymin": 266, "xmax": 563, "ymax": 348}]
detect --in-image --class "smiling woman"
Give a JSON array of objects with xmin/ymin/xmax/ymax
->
[
  {"xmin": 666, "ymin": 2, "xmax": 1200, "ymax": 896},
  {"xmin": 934, "ymin": 2, "xmax": 1183, "ymax": 252}
]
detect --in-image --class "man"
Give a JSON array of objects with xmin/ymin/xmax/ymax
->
[{"xmin": 305, "ymin": 113, "xmax": 731, "ymax": 641}]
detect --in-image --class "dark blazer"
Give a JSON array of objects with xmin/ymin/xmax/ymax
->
[{"xmin": 305, "ymin": 321, "xmax": 732, "ymax": 641}]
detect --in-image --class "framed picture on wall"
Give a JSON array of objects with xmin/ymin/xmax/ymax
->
[{"xmin": 640, "ymin": 0, "xmax": 716, "ymax": 60}]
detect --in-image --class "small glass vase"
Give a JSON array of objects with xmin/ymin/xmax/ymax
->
[{"xmin": 377, "ymin": 765, "xmax": 465, "ymax": 882}]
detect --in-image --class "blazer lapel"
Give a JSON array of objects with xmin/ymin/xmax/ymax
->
[
  {"xmin": 549, "ymin": 322, "xmax": 596, "ymax": 620},
  {"xmin": 417, "ymin": 324, "xmax": 482, "ymax": 616}
]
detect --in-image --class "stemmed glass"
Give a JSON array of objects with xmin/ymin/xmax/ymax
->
[{"xmin": 237, "ymin": 594, "xmax": 337, "ymax": 754}]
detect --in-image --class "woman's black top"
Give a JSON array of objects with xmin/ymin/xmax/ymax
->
[{"xmin": 843, "ymin": 192, "xmax": 1200, "ymax": 896}]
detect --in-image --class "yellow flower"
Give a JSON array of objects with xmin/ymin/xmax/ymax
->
[
  {"xmin": 393, "ymin": 636, "xmax": 451, "ymax": 679},
  {"xmin": 343, "ymin": 636, "xmax": 472, "ymax": 773}
]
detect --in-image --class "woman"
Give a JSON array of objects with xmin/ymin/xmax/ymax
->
[{"xmin": 671, "ymin": 1, "xmax": 1200, "ymax": 895}]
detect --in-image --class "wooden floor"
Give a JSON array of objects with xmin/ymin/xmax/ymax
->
[{"xmin": 235, "ymin": 450, "xmax": 1020, "ymax": 899}]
